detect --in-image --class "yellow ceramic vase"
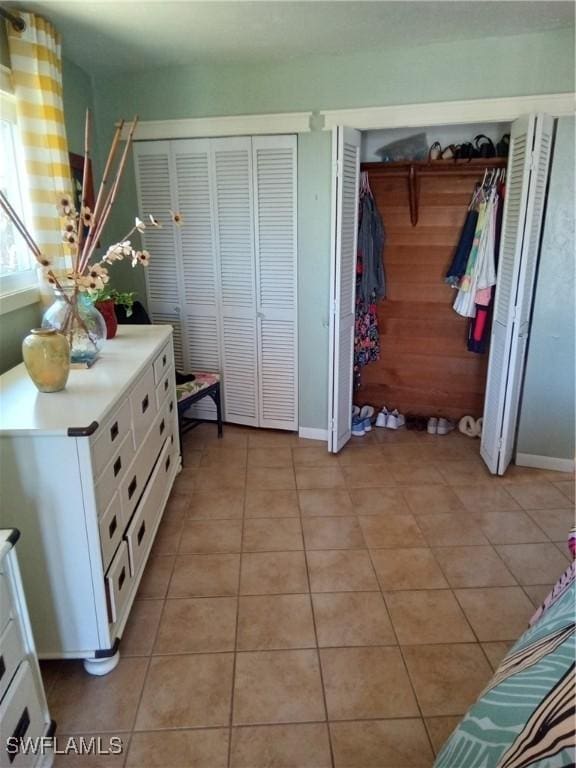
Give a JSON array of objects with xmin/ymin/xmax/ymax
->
[{"xmin": 22, "ymin": 328, "xmax": 71, "ymax": 393}]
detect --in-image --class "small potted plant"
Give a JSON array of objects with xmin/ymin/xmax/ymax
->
[{"xmin": 92, "ymin": 287, "xmax": 136, "ymax": 339}]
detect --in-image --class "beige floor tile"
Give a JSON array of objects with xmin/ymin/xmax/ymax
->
[
  {"xmin": 553, "ymin": 481, "xmax": 575, "ymax": 503},
  {"xmin": 359, "ymin": 514, "xmax": 427, "ymax": 549},
  {"xmin": 247, "ymin": 466, "xmax": 296, "ymax": 490},
  {"xmin": 312, "ymin": 592, "xmax": 396, "ymax": 647},
  {"xmin": 127, "ymin": 729, "xmax": 229, "ymax": 768},
  {"xmin": 523, "ymin": 583, "xmax": 554, "ymax": 607},
  {"xmin": 54, "ymin": 733, "xmax": 129, "ymax": 767},
  {"xmin": 526, "ymin": 507, "xmax": 575, "ymax": 540},
  {"xmin": 169, "ymin": 554, "xmax": 240, "ymax": 597},
  {"xmin": 230, "ymin": 723, "xmax": 331, "ymax": 768},
  {"xmin": 454, "ymin": 587, "xmax": 534, "ymax": 641},
  {"xmin": 425, "ymin": 717, "xmax": 461, "ymax": 755},
  {"xmin": 338, "ymin": 444, "xmax": 389, "ymax": 466},
  {"xmin": 200, "ymin": 446, "xmax": 247, "ymax": 468},
  {"xmin": 233, "ymin": 650, "xmax": 325, "ymax": 725},
  {"xmin": 163, "ymin": 494, "xmax": 189, "ymax": 521},
  {"xmin": 247, "ymin": 430, "xmax": 298, "ymax": 447},
  {"xmin": 191, "ymin": 465, "xmax": 247, "ymax": 490},
  {"xmin": 171, "ymin": 470, "xmax": 196, "ymax": 497},
  {"xmin": 151, "ymin": 515, "xmax": 184, "ymax": 555},
  {"xmin": 293, "ymin": 445, "xmax": 340, "ymax": 467},
  {"xmin": 342, "ymin": 463, "xmax": 392, "ymax": 488},
  {"xmin": 374, "ymin": 428, "xmax": 419, "ymax": 444},
  {"xmin": 501, "ymin": 465, "xmax": 562, "ymax": 484},
  {"xmin": 385, "ymin": 590, "xmax": 475, "ymax": 645},
  {"xmin": 472, "ymin": 511, "xmax": 548, "ymax": 544},
  {"xmin": 402, "ymin": 485, "xmax": 465, "ymax": 515},
  {"xmin": 39, "ymin": 660, "xmax": 62, "ymax": 697},
  {"xmin": 436, "ymin": 461, "xmax": 493, "ymax": 486},
  {"xmin": 419, "ymin": 442, "xmax": 476, "ymax": 462},
  {"xmin": 371, "ymin": 548, "xmax": 448, "ymax": 591},
  {"xmin": 495, "ymin": 543, "xmax": 569, "ymax": 585},
  {"xmin": 403, "ymin": 644, "xmax": 493, "ymax": 716},
  {"xmin": 302, "ymin": 516, "xmax": 365, "ymax": 550},
  {"xmin": 137, "ymin": 554, "xmax": 175, "ymax": 599},
  {"xmin": 433, "ymin": 546, "xmax": 517, "ymax": 588},
  {"xmin": 245, "ymin": 489, "xmax": 300, "ymax": 518},
  {"xmin": 48, "ymin": 658, "xmax": 148, "ymax": 733},
  {"xmin": 391, "ymin": 464, "xmax": 446, "ymax": 485},
  {"xmin": 298, "ymin": 489, "xmax": 354, "ymax": 516},
  {"xmin": 330, "ymin": 719, "xmax": 434, "ymax": 768},
  {"xmin": 237, "ymin": 594, "xmax": 315, "ymax": 651},
  {"xmin": 181, "ymin": 448, "xmax": 203, "ymax": 468},
  {"xmin": 320, "ymin": 646, "xmax": 419, "ymax": 720},
  {"xmin": 296, "ymin": 466, "xmax": 345, "ymax": 489},
  {"xmin": 240, "ymin": 551, "xmax": 309, "ymax": 595},
  {"xmin": 380, "ymin": 444, "xmax": 428, "ymax": 464},
  {"xmin": 122, "ymin": 600, "xmax": 164, "ymax": 656},
  {"xmin": 188, "ymin": 489, "xmax": 245, "ymax": 519},
  {"xmin": 506, "ymin": 482, "xmax": 569, "ymax": 510},
  {"xmin": 481, "ymin": 641, "xmax": 513, "ymax": 670},
  {"xmin": 307, "ymin": 550, "xmax": 378, "ymax": 592},
  {"xmin": 179, "ymin": 519, "xmax": 243, "ymax": 554},
  {"xmin": 416, "ymin": 514, "xmax": 488, "ymax": 546},
  {"xmin": 453, "ymin": 484, "xmax": 521, "ymax": 514},
  {"xmin": 349, "ymin": 487, "xmax": 411, "ymax": 515},
  {"xmin": 135, "ymin": 653, "xmax": 234, "ymax": 729},
  {"xmin": 154, "ymin": 597, "xmax": 237, "ymax": 654},
  {"xmin": 243, "ymin": 517, "xmax": 303, "ymax": 551},
  {"xmin": 248, "ymin": 447, "xmax": 293, "ymax": 467}
]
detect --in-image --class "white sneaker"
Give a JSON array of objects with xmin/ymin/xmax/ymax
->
[
  {"xmin": 437, "ymin": 418, "xmax": 455, "ymax": 435},
  {"xmin": 375, "ymin": 406, "xmax": 389, "ymax": 428},
  {"xmin": 385, "ymin": 409, "xmax": 405, "ymax": 429},
  {"xmin": 351, "ymin": 416, "xmax": 366, "ymax": 437},
  {"xmin": 359, "ymin": 405, "xmax": 374, "ymax": 431},
  {"xmin": 427, "ymin": 417, "xmax": 438, "ymax": 434}
]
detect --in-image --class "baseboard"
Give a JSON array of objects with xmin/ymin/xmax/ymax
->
[
  {"xmin": 515, "ymin": 453, "xmax": 575, "ymax": 474},
  {"xmin": 298, "ymin": 427, "xmax": 329, "ymax": 442}
]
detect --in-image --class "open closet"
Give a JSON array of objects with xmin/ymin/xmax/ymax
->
[
  {"xmin": 328, "ymin": 114, "xmax": 554, "ymax": 474},
  {"xmin": 133, "ymin": 135, "xmax": 298, "ymax": 431}
]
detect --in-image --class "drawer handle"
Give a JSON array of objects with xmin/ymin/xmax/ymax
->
[
  {"xmin": 164, "ymin": 379, "xmax": 169, "ymax": 392},
  {"xmin": 9, "ymin": 707, "xmax": 30, "ymax": 763},
  {"xmin": 141, "ymin": 394, "xmax": 149, "ymax": 414},
  {"xmin": 137, "ymin": 520, "xmax": 146, "ymax": 545},
  {"xmin": 128, "ymin": 476, "xmax": 137, "ymax": 500},
  {"xmin": 118, "ymin": 566, "xmax": 126, "ymax": 591},
  {"xmin": 162, "ymin": 353, "xmax": 167, "ymax": 366},
  {"xmin": 108, "ymin": 516, "xmax": 118, "ymax": 540},
  {"xmin": 0, "ymin": 655, "xmax": 4, "ymax": 682},
  {"xmin": 113, "ymin": 456, "xmax": 122, "ymax": 477},
  {"xmin": 169, "ymin": 400, "xmax": 174, "ymax": 413},
  {"xmin": 160, "ymin": 419, "xmax": 166, "ymax": 435},
  {"xmin": 165, "ymin": 455, "xmax": 171, "ymax": 472},
  {"xmin": 110, "ymin": 421, "xmax": 119, "ymax": 442}
]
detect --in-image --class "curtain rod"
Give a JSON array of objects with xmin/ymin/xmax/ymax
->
[{"xmin": 0, "ymin": 6, "xmax": 26, "ymax": 31}]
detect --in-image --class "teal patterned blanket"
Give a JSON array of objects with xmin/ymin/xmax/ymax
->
[{"xmin": 434, "ymin": 566, "xmax": 575, "ymax": 768}]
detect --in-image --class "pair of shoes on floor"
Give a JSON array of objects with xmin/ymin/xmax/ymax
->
[
  {"xmin": 458, "ymin": 415, "xmax": 483, "ymax": 437},
  {"xmin": 405, "ymin": 414, "xmax": 428, "ymax": 431},
  {"xmin": 352, "ymin": 405, "xmax": 375, "ymax": 437},
  {"xmin": 427, "ymin": 417, "xmax": 455, "ymax": 435},
  {"xmin": 375, "ymin": 406, "xmax": 405, "ymax": 430}
]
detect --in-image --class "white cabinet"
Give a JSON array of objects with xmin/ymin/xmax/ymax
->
[
  {"xmin": 0, "ymin": 529, "xmax": 53, "ymax": 767},
  {"xmin": 134, "ymin": 134, "xmax": 298, "ymax": 430},
  {"xmin": 0, "ymin": 327, "xmax": 180, "ymax": 674}
]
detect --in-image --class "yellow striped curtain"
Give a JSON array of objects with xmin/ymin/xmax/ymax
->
[{"xmin": 7, "ymin": 12, "xmax": 73, "ymax": 287}]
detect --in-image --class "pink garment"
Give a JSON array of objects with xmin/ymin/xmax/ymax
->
[{"xmin": 475, "ymin": 287, "xmax": 492, "ymax": 306}]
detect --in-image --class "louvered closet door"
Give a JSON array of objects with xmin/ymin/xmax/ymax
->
[
  {"xmin": 173, "ymin": 139, "xmax": 220, "ymax": 420},
  {"xmin": 252, "ymin": 135, "xmax": 298, "ymax": 430},
  {"xmin": 211, "ymin": 137, "xmax": 259, "ymax": 427},
  {"xmin": 481, "ymin": 113, "xmax": 554, "ymax": 475},
  {"xmin": 328, "ymin": 127, "xmax": 361, "ymax": 453},
  {"xmin": 133, "ymin": 141, "xmax": 184, "ymax": 369}
]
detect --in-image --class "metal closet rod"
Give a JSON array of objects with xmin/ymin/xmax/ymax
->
[{"xmin": 0, "ymin": 6, "xmax": 26, "ymax": 31}]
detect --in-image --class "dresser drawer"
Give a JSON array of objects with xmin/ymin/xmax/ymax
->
[
  {"xmin": 130, "ymin": 366, "xmax": 158, "ymax": 443},
  {"xmin": 0, "ymin": 661, "xmax": 47, "ymax": 768},
  {"xmin": 95, "ymin": 431, "xmax": 134, "ymax": 513},
  {"xmin": 0, "ymin": 619, "xmax": 26, "ymax": 703},
  {"xmin": 125, "ymin": 438, "xmax": 171, "ymax": 578},
  {"xmin": 92, "ymin": 399, "xmax": 132, "ymax": 479},
  {"xmin": 99, "ymin": 493, "xmax": 124, "ymax": 572},
  {"xmin": 155, "ymin": 367, "xmax": 174, "ymax": 411},
  {"xmin": 105, "ymin": 541, "xmax": 133, "ymax": 626},
  {"xmin": 153, "ymin": 341, "xmax": 173, "ymax": 385},
  {"xmin": 0, "ymin": 569, "xmax": 11, "ymax": 636}
]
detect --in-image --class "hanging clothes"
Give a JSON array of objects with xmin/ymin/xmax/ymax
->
[{"xmin": 354, "ymin": 172, "xmax": 386, "ymax": 389}]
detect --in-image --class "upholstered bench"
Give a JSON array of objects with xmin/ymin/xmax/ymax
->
[{"xmin": 176, "ymin": 372, "xmax": 223, "ymax": 443}]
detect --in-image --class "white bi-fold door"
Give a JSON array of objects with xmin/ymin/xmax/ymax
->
[{"xmin": 133, "ymin": 135, "xmax": 298, "ymax": 430}]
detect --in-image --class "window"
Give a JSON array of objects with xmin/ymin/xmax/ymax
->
[{"xmin": 0, "ymin": 67, "xmax": 38, "ymax": 300}]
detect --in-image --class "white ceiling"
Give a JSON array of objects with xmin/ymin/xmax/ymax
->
[{"xmin": 18, "ymin": 1, "xmax": 575, "ymax": 75}]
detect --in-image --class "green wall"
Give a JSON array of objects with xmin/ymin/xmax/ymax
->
[
  {"xmin": 0, "ymin": 56, "xmax": 95, "ymax": 374},
  {"xmin": 516, "ymin": 116, "xmax": 575, "ymax": 462},
  {"xmin": 90, "ymin": 27, "xmax": 574, "ymax": 431}
]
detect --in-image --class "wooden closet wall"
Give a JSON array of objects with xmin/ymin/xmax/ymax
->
[{"xmin": 359, "ymin": 159, "xmax": 506, "ymax": 421}]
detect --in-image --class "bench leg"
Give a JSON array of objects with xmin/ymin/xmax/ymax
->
[{"xmin": 214, "ymin": 384, "xmax": 223, "ymax": 438}]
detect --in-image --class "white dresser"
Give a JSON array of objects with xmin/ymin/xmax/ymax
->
[
  {"xmin": 0, "ymin": 326, "xmax": 180, "ymax": 674},
  {"xmin": 0, "ymin": 529, "xmax": 53, "ymax": 767}
]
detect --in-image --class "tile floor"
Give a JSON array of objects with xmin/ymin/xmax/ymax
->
[{"xmin": 42, "ymin": 424, "xmax": 574, "ymax": 767}]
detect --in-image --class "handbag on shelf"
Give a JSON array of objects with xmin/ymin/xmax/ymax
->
[
  {"xmin": 474, "ymin": 134, "xmax": 496, "ymax": 158},
  {"xmin": 496, "ymin": 133, "xmax": 510, "ymax": 157}
]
